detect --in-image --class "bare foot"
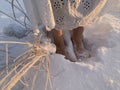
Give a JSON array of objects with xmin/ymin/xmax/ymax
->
[
  {"xmin": 75, "ymin": 48, "xmax": 90, "ymax": 61},
  {"xmin": 71, "ymin": 27, "xmax": 90, "ymax": 61}
]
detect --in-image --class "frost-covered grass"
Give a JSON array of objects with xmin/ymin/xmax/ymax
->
[{"xmin": 0, "ymin": 0, "xmax": 120, "ymax": 90}]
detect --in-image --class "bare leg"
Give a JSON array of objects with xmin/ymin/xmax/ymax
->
[
  {"xmin": 72, "ymin": 27, "xmax": 84, "ymax": 52},
  {"xmin": 51, "ymin": 29, "xmax": 67, "ymax": 56},
  {"xmin": 63, "ymin": 30, "xmax": 77, "ymax": 62},
  {"xmin": 71, "ymin": 27, "xmax": 90, "ymax": 60}
]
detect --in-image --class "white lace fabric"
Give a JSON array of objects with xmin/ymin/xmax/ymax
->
[{"xmin": 23, "ymin": 0, "xmax": 107, "ymax": 31}]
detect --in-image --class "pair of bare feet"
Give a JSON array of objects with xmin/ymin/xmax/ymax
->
[{"xmin": 51, "ymin": 27, "xmax": 90, "ymax": 62}]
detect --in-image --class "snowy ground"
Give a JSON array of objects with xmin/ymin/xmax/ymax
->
[{"xmin": 0, "ymin": 0, "xmax": 120, "ymax": 90}]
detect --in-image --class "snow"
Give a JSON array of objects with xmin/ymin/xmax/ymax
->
[
  {"xmin": 22, "ymin": 14, "xmax": 120, "ymax": 90},
  {"xmin": 3, "ymin": 24, "xmax": 29, "ymax": 38},
  {"xmin": 0, "ymin": 0, "xmax": 120, "ymax": 90}
]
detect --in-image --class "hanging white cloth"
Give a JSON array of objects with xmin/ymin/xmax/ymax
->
[
  {"xmin": 23, "ymin": 0, "xmax": 107, "ymax": 31},
  {"xmin": 23, "ymin": 0, "xmax": 55, "ymax": 31}
]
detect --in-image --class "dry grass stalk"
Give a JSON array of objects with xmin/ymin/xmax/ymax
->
[
  {"xmin": 43, "ymin": 56, "xmax": 53, "ymax": 90},
  {"xmin": 0, "ymin": 41, "xmax": 32, "ymax": 46},
  {"xmin": 0, "ymin": 1, "xmax": 53, "ymax": 90},
  {"xmin": 1, "ymin": 54, "xmax": 47, "ymax": 90},
  {"xmin": 14, "ymin": 66, "xmax": 29, "ymax": 87},
  {"xmin": 31, "ymin": 60, "xmax": 43, "ymax": 90},
  {"xmin": 13, "ymin": 49, "xmax": 33, "ymax": 62},
  {"xmin": 46, "ymin": 56, "xmax": 53, "ymax": 90},
  {"xmin": 0, "ymin": 49, "xmax": 34, "ymax": 85},
  {"xmin": 5, "ymin": 44, "xmax": 9, "ymax": 74},
  {"xmin": 0, "ymin": 41, "xmax": 49, "ymax": 90},
  {"xmin": 0, "ymin": 40, "xmax": 53, "ymax": 90}
]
